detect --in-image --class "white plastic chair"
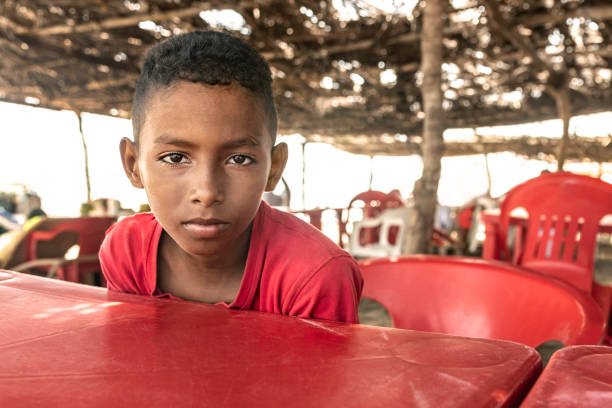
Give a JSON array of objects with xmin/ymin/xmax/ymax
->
[{"xmin": 348, "ymin": 207, "xmax": 414, "ymax": 258}]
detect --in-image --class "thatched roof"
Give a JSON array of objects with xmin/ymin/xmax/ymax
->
[{"xmin": 0, "ymin": 0, "xmax": 611, "ymax": 161}]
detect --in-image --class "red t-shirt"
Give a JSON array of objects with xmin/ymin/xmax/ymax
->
[{"xmin": 99, "ymin": 202, "xmax": 363, "ymax": 323}]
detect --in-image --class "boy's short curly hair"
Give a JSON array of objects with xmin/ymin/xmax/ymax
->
[{"xmin": 132, "ymin": 30, "xmax": 277, "ymax": 144}]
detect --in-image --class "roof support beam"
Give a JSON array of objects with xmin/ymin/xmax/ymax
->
[
  {"xmin": 14, "ymin": 1, "xmax": 261, "ymax": 36},
  {"xmin": 329, "ymin": 137, "xmax": 612, "ymax": 161}
]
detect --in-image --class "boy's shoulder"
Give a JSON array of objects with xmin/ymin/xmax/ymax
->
[
  {"xmin": 255, "ymin": 204, "xmax": 360, "ymax": 284},
  {"xmin": 115, "ymin": 211, "xmax": 157, "ymax": 225},
  {"xmin": 104, "ymin": 212, "xmax": 158, "ymax": 245},
  {"xmin": 252, "ymin": 204, "xmax": 362, "ymax": 322},
  {"xmin": 260, "ymin": 204, "xmax": 349, "ymax": 261},
  {"xmin": 99, "ymin": 212, "xmax": 160, "ymax": 294}
]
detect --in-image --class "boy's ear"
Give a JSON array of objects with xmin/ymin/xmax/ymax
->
[
  {"xmin": 120, "ymin": 137, "xmax": 144, "ymax": 189},
  {"xmin": 265, "ymin": 142, "xmax": 288, "ymax": 192}
]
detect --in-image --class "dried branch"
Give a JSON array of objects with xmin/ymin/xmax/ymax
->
[
  {"xmin": 482, "ymin": 0, "xmax": 555, "ymax": 74},
  {"xmin": 329, "ymin": 137, "xmax": 612, "ymax": 161},
  {"xmin": 17, "ymin": 1, "xmax": 261, "ymax": 36}
]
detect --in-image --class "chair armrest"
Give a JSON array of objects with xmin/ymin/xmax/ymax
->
[
  {"xmin": 12, "ymin": 254, "xmax": 100, "ymax": 278},
  {"xmin": 355, "ymin": 218, "xmax": 383, "ymax": 228},
  {"xmin": 27, "ymin": 230, "xmax": 66, "ymax": 261}
]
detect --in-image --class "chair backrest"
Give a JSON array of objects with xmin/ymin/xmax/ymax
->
[
  {"xmin": 343, "ymin": 190, "xmax": 406, "ymax": 247},
  {"xmin": 360, "ymin": 255, "xmax": 605, "ymax": 347},
  {"xmin": 347, "ymin": 190, "xmax": 404, "ymax": 219},
  {"xmin": 4, "ymin": 217, "xmax": 116, "ymax": 269},
  {"xmin": 498, "ymin": 172, "xmax": 612, "ymax": 292},
  {"xmin": 348, "ymin": 207, "xmax": 414, "ymax": 258}
]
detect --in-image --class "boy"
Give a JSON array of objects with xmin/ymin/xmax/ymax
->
[{"xmin": 99, "ymin": 30, "xmax": 363, "ymax": 323}]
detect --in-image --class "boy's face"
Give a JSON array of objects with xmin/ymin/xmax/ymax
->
[{"xmin": 121, "ymin": 81, "xmax": 287, "ymax": 258}]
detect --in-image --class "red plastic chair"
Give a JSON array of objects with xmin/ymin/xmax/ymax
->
[
  {"xmin": 9, "ymin": 217, "xmax": 116, "ymax": 285},
  {"xmin": 347, "ymin": 190, "xmax": 404, "ymax": 219},
  {"xmin": 340, "ymin": 190, "xmax": 405, "ymax": 248},
  {"xmin": 359, "ymin": 255, "xmax": 605, "ymax": 348},
  {"xmin": 497, "ymin": 172, "xmax": 612, "ymax": 343},
  {"xmin": 498, "ymin": 172, "xmax": 612, "ymax": 292}
]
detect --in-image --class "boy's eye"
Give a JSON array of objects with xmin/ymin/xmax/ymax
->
[
  {"xmin": 160, "ymin": 153, "xmax": 188, "ymax": 165},
  {"xmin": 228, "ymin": 154, "xmax": 254, "ymax": 165}
]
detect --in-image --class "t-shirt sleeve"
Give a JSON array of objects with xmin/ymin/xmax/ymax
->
[
  {"xmin": 286, "ymin": 255, "xmax": 364, "ymax": 324},
  {"xmin": 99, "ymin": 223, "xmax": 130, "ymax": 292},
  {"xmin": 98, "ymin": 216, "xmax": 153, "ymax": 295}
]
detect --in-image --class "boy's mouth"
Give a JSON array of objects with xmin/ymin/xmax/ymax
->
[{"xmin": 182, "ymin": 217, "xmax": 230, "ymax": 238}]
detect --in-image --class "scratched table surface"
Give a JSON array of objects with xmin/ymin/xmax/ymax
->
[
  {"xmin": 1, "ymin": 270, "xmax": 541, "ymax": 407},
  {"xmin": 521, "ymin": 345, "xmax": 612, "ymax": 407}
]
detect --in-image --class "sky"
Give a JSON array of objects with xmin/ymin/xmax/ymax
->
[{"xmin": 0, "ymin": 100, "xmax": 610, "ymax": 217}]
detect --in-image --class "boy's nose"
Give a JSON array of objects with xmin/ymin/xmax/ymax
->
[{"xmin": 188, "ymin": 169, "xmax": 224, "ymax": 207}]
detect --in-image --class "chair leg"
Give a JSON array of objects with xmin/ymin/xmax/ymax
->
[{"xmin": 64, "ymin": 263, "xmax": 80, "ymax": 283}]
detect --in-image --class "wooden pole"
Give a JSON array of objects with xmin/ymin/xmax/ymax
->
[
  {"xmin": 597, "ymin": 161, "xmax": 603, "ymax": 178},
  {"xmin": 301, "ymin": 141, "xmax": 307, "ymax": 209},
  {"xmin": 484, "ymin": 153, "xmax": 492, "ymax": 197},
  {"xmin": 75, "ymin": 112, "xmax": 92, "ymax": 204},
  {"xmin": 405, "ymin": 0, "xmax": 445, "ymax": 254},
  {"xmin": 551, "ymin": 77, "xmax": 571, "ymax": 171},
  {"xmin": 368, "ymin": 155, "xmax": 374, "ymax": 190},
  {"xmin": 477, "ymin": 129, "xmax": 493, "ymax": 196}
]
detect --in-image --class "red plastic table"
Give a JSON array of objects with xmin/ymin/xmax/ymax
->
[
  {"xmin": 481, "ymin": 209, "xmax": 612, "ymax": 261},
  {"xmin": 0, "ymin": 270, "xmax": 541, "ymax": 407},
  {"xmin": 521, "ymin": 345, "xmax": 612, "ymax": 407}
]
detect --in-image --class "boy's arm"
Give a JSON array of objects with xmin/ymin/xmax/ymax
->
[
  {"xmin": 286, "ymin": 255, "xmax": 364, "ymax": 324},
  {"xmin": 98, "ymin": 220, "xmax": 148, "ymax": 295},
  {"xmin": 99, "ymin": 241, "xmax": 122, "ymax": 292},
  {"xmin": 99, "ymin": 228, "xmax": 129, "ymax": 292}
]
